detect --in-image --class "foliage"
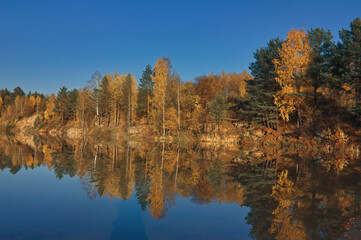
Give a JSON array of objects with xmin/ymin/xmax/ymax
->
[
  {"xmin": 0, "ymin": 18, "xmax": 361, "ymax": 143},
  {"xmin": 151, "ymin": 58, "xmax": 168, "ymax": 136},
  {"xmin": 137, "ymin": 64, "xmax": 154, "ymax": 119},
  {"xmin": 273, "ymin": 29, "xmax": 311, "ymax": 123},
  {"xmin": 33, "ymin": 115, "xmax": 42, "ymax": 129},
  {"xmin": 244, "ymin": 38, "xmax": 283, "ymax": 127},
  {"xmin": 208, "ymin": 90, "xmax": 227, "ymax": 131}
]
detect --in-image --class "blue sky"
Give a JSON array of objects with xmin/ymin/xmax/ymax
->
[{"xmin": 0, "ymin": 0, "xmax": 360, "ymax": 95}]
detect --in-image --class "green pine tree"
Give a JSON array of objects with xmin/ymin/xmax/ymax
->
[
  {"xmin": 137, "ymin": 65, "xmax": 154, "ymax": 120},
  {"xmin": 242, "ymin": 38, "xmax": 283, "ymax": 128}
]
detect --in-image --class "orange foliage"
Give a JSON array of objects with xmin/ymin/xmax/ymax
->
[{"xmin": 273, "ymin": 29, "xmax": 311, "ymax": 122}]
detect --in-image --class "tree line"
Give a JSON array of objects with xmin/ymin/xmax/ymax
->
[{"xmin": 1, "ymin": 18, "xmax": 360, "ymax": 136}]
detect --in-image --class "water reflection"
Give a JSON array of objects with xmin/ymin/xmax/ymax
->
[{"xmin": 0, "ymin": 135, "xmax": 361, "ymax": 239}]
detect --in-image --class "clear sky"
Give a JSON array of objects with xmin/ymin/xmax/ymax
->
[{"xmin": 0, "ymin": 0, "xmax": 360, "ymax": 95}]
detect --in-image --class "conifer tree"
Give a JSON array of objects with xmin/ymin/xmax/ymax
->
[
  {"xmin": 307, "ymin": 28, "xmax": 334, "ymax": 107},
  {"xmin": 99, "ymin": 75, "xmax": 112, "ymax": 126},
  {"xmin": 245, "ymin": 38, "xmax": 282, "ymax": 128},
  {"xmin": 54, "ymin": 87, "xmax": 78, "ymax": 124},
  {"xmin": 137, "ymin": 65, "xmax": 154, "ymax": 120},
  {"xmin": 54, "ymin": 86, "xmax": 68, "ymax": 124},
  {"xmin": 337, "ymin": 18, "xmax": 361, "ymax": 113}
]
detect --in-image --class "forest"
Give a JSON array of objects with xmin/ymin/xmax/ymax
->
[
  {"xmin": 1, "ymin": 18, "xmax": 361, "ymax": 144},
  {"xmin": 1, "ymin": 17, "xmax": 361, "ymax": 240}
]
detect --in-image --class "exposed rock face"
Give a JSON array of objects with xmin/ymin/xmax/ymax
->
[
  {"xmin": 49, "ymin": 129, "xmax": 61, "ymax": 137},
  {"xmin": 67, "ymin": 127, "xmax": 82, "ymax": 139},
  {"xmin": 128, "ymin": 126, "xmax": 139, "ymax": 134},
  {"xmin": 15, "ymin": 114, "xmax": 40, "ymax": 132},
  {"xmin": 252, "ymin": 129, "xmax": 265, "ymax": 138}
]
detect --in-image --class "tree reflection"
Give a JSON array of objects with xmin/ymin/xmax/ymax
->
[{"xmin": 1, "ymin": 136, "xmax": 361, "ymax": 239}]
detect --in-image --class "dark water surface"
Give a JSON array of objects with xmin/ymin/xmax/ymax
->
[{"xmin": 0, "ymin": 136, "xmax": 360, "ymax": 239}]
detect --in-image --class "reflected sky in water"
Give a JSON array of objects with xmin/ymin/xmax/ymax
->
[
  {"xmin": 1, "ymin": 136, "xmax": 361, "ymax": 239},
  {"xmin": 0, "ymin": 144, "xmax": 250, "ymax": 240}
]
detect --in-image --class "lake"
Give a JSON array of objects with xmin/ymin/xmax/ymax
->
[{"xmin": 0, "ymin": 136, "xmax": 360, "ymax": 239}]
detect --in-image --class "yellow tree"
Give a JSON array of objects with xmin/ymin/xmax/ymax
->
[
  {"xmin": 165, "ymin": 107, "xmax": 178, "ymax": 135},
  {"xmin": 270, "ymin": 170, "xmax": 307, "ymax": 240},
  {"xmin": 146, "ymin": 144, "xmax": 166, "ymax": 219},
  {"xmin": 44, "ymin": 93, "xmax": 56, "ymax": 120},
  {"xmin": 35, "ymin": 96, "xmax": 42, "ymax": 114},
  {"xmin": 24, "ymin": 96, "xmax": 36, "ymax": 116},
  {"xmin": 122, "ymin": 74, "xmax": 138, "ymax": 131},
  {"xmin": 151, "ymin": 58, "xmax": 168, "ymax": 136},
  {"xmin": 109, "ymin": 73, "xmax": 124, "ymax": 127},
  {"xmin": 223, "ymin": 70, "xmax": 251, "ymax": 100},
  {"xmin": 76, "ymin": 89, "xmax": 90, "ymax": 133},
  {"xmin": 273, "ymin": 29, "xmax": 311, "ymax": 125},
  {"xmin": 0, "ymin": 97, "xmax": 3, "ymax": 116},
  {"xmin": 14, "ymin": 95, "xmax": 25, "ymax": 116}
]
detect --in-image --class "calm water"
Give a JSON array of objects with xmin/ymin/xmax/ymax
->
[{"xmin": 0, "ymin": 136, "xmax": 360, "ymax": 239}]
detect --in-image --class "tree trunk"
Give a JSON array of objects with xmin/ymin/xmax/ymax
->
[
  {"xmin": 174, "ymin": 146, "xmax": 179, "ymax": 192},
  {"xmin": 177, "ymin": 82, "xmax": 181, "ymax": 131},
  {"xmin": 114, "ymin": 102, "xmax": 117, "ymax": 127},
  {"xmin": 356, "ymin": 78, "xmax": 360, "ymax": 108},
  {"xmin": 94, "ymin": 145, "xmax": 99, "ymax": 167},
  {"xmin": 161, "ymin": 143, "xmax": 165, "ymax": 178},
  {"xmin": 147, "ymin": 90, "xmax": 150, "ymax": 123},
  {"xmin": 162, "ymin": 97, "xmax": 165, "ymax": 136},
  {"xmin": 82, "ymin": 107, "xmax": 85, "ymax": 135},
  {"xmin": 96, "ymin": 98, "xmax": 100, "ymax": 125},
  {"xmin": 128, "ymin": 92, "xmax": 131, "ymax": 133},
  {"xmin": 314, "ymin": 78, "xmax": 318, "ymax": 107},
  {"xmin": 297, "ymin": 111, "xmax": 301, "ymax": 129}
]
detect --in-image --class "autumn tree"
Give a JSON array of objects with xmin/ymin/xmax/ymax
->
[
  {"xmin": 270, "ymin": 170, "xmax": 307, "ymax": 240},
  {"xmin": 196, "ymin": 73, "xmax": 225, "ymax": 107},
  {"xmin": 44, "ymin": 93, "xmax": 56, "ymax": 120},
  {"xmin": 76, "ymin": 88, "xmax": 91, "ymax": 133},
  {"xmin": 23, "ymin": 95, "xmax": 36, "ymax": 117},
  {"xmin": 0, "ymin": 88, "xmax": 11, "ymax": 105},
  {"xmin": 35, "ymin": 96, "xmax": 42, "ymax": 114},
  {"xmin": 109, "ymin": 72, "xmax": 124, "ymax": 127},
  {"xmin": 88, "ymin": 71, "xmax": 102, "ymax": 125},
  {"xmin": 146, "ymin": 144, "xmax": 166, "ymax": 219},
  {"xmin": 151, "ymin": 58, "xmax": 168, "ymax": 136},
  {"xmin": 122, "ymin": 74, "xmax": 138, "ymax": 131},
  {"xmin": 223, "ymin": 70, "xmax": 251, "ymax": 100},
  {"xmin": 273, "ymin": 30, "xmax": 311, "ymax": 126},
  {"xmin": 0, "ymin": 97, "xmax": 4, "ymax": 117},
  {"xmin": 14, "ymin": 95, "xmax": 25, "ymax": 116},
  {"xmin": 208, "ymin": 90, "xmax": 227, "ymax": 132},
  {"xmin": 179, "ymin": 81, "xmax": 202, "ymax": 132},
  {"xmin": 166, "ymin": 72, "xmax": 181, "ymax": 132}
]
